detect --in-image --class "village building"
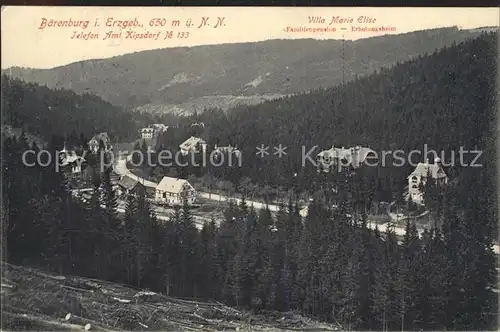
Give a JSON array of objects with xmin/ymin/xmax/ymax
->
[
  {"xmin": 59, "ymin": 146, "xmax": 86, "ymax": 179},
  {"xmin": 155, "ymin": 176, "xmax": 196, "ymax": 205},
  {"xmin": 179, "ymin": 136, "xmax": 207, "ymax": 156},
  {"xmin": 316, "ymin": 145, "xmax": 377, "ymax": 172},
  {"xmin": 140, "ymin": 124, "xmax": 169, "ymax": 139},
  {"xmin": 88, "ymin": 132, "xmax": 112, "ymax": 154},
  {"xmin": 151, "ymin": 124, "xmax": 169, "ymax": 133},
  {"xmin": 191, "ymin": 122, "xmax": 205, "ymax": 128},
  {"xmin": 140, "ymin": 127, "xmax": 154, "ymax": 139},
  {"xmin": 213, "ymin": 144, "xmax": 242, "ymax": 161},
  {"xmin": 407, "ymin": 157, "xmax": 448, "ymax": 205},
  {"xmin": 117, "ymin": 175, "xmax": 146, "ymax": 197}
]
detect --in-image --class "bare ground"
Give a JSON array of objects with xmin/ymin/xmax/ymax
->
[{"xmin": 1, "ymin": 263, "xmax": 341, "ymax": 331}]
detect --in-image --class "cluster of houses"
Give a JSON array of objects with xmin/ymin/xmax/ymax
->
[
  {"xmin": 316, "ymin": 145, "xmax": 449, "ymax": 206},
  {"xmin": 63, "ymin": 129, "xmax": 198, "ymax": 206},
  {"xmin": 64, "ymin": 131, "xmax": 449, "ymax": 210},
  {"xmin": 139, "ymin": 122, "xmax": 205, "ymax": 140}
]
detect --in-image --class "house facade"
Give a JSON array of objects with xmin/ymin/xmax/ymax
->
[
  {"xmin": 316, "ymin": 145, "xmax": 377, "ymax": 173},
  {"xmin": 140, "ymin": 127, "xmax": 154, "ymax": 139},
  {"xmin": 88, "ymin": 132, "xmax": 112, "ymax": 154},
  {"xmin": 407, "ymin": 157, "xmax": 448, "ymax": 205},
  {"xmin": 155, "ymin": 176, "xmax": 196, "ymax": 205},
  {"xmin": 59, "ymin": 147, "xmax": 86, "ymax": 179},
  {"xmin": 179, "ymin": 136, "xmax": 207, "ymax": 156},
  {"xmin": 140, "ymin": 124, "xmax": 168, "ymax": 140}
]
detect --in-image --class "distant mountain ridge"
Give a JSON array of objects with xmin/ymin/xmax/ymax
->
[{"xmin": 3, "ymin": 27, "xmax": 487, "ymax": 114}]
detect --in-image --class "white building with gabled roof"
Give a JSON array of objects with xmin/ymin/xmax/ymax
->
[
  {"xmin": 155, "ymin": 176, "xmax": 196, "ymax": 205},
  {"xmin": 407, "ymin": 157, "xmax": 448, "ymax": 205},
  {"xmin": 179, "ymin": 136, "xmax": 207, "ymax": 156}
]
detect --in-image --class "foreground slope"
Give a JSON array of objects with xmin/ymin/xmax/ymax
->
[{"xmin": 1, "ymin": 263, "xmax": 340, "ymax": 331}]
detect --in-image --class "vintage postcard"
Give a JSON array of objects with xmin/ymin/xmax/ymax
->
[{"xmin": 1, "ymin": 6, "xmax": 499, "ymax": 331}]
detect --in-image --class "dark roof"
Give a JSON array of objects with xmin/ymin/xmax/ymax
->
[{"xmin": 118, "ymin": 176, "xmax": 141, "ymax": 190}]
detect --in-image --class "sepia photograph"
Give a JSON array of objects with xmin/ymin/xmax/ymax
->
[{"xmin": 1, "ymin": 6, "xmax": 499, "ymax": 331}]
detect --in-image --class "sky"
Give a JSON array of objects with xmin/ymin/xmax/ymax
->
[{"xmin": 1, "ymin": 6, "xmax": 498, "ymax": 69}]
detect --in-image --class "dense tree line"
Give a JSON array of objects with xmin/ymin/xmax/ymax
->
[
  {"xmin": 1, "ymin": 75, "xmax": 152, "ymax": 142},
  {"xmin": 3, "ymin": 132, "xmax": 497, "ymax": 331}
]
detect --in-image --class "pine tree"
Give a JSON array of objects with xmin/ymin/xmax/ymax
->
[
  {"xmin": 177, "ymin": 199, "xmax": 200, "ymax": 297},
  {"xmin": 396, "ymin": 219, "xmax": 421, "ymax": 330},
  {"xmin": 133, "ymin": 193, "xmax": 156, "ymax": 288},
  {"xmin": 296, "ymin": 199, "xmax": 329, "ymax": 317},
  {"xmin": 214, "ymin": 202, "xmax": 240, "ymax": 304},
  {"xmin": 371, "ymin": 225, "xmax": 400, "ymax": 331},
  {"xmin": 132, "ymin": 141, "xmax": 142, "ymax": 165},
  {"xmin": 287, "ymin": 200, "xmax": 303, "ymax": 310},
  {"xmin": 354, "ymin": 214, "xmax": 377, "ymax": 329},
  {"xmin": 163, "ymin": 205, "xmax": 182, "ymax": 296},
  {"xmin": 417, "ymin": 228, "xmax": 448, "ymax": 329},
  {"xmin": 198, "ymin": 217, "xmax": 218, "ymax": 299},
  {"xmin": 101, "ymin": 167, "xmax": 120, "ymax": 230},
  {"xmin": 85, "ymin": 177, "xmax": 109, "ymax": 279}
]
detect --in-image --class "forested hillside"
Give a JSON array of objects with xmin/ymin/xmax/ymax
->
[
  {"xmin": 191, "ymin": 32, "xmax": 496, "ymax": 193},
  {"xmin": 3, "ymin": 27, "xmax": 485, "ymax": 111},
  {"xmin": 1, "ymin": 76, "xmax": 151, "ymax": 142},
  {"xmin": 146, "ymin": 32, "xmax": 497, "ymax": 231}
]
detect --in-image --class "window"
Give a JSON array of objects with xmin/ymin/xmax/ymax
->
[
  {"xmin": 411, "ymin": 176, "xmax": 418, "ymax": 183},
  {"xmin": 163, "ymin": 192, "xmax": 166, "ymax": 198},
  {"xmin": 412, "ymin": 185, "xmax": 418, "ymax": 189}
]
